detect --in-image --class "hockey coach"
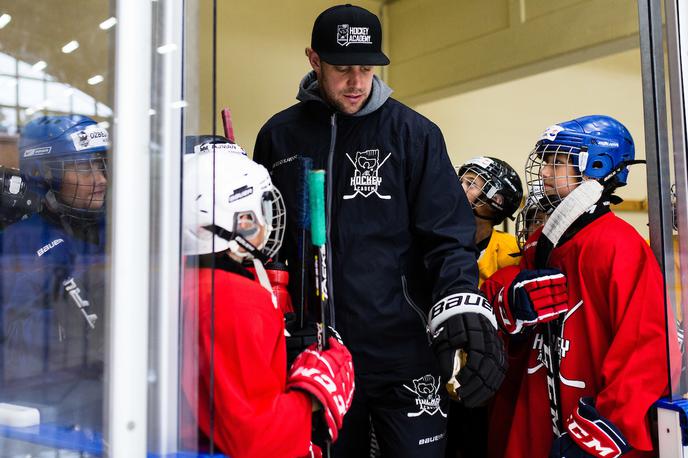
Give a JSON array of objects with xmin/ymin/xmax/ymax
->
[{"xmin": 254, "ymin": 4, "xmax": 506, "ymax": 456}]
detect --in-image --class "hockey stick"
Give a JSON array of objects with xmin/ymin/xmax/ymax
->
[
  {"xmin": 308, "ymin": 169, "xmax": 328, "ymax": 351},
  {"xmin": 220, "ymin": 108, "xmax": 236, "ymax": 143},
  {"xmin": 296, "ymin": 158, "xmax": 313, "ymax": 328},
  {"xmin": 534, "ymin": 180, "xmax": 604, "ymax": 437},
  {"xmin": 308, "ymin": 169, "xmax": 334, "ymax": 457}
]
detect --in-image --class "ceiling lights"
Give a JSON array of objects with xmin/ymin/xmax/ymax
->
[
  {"xmin": 61, "ymin": 40, "xmax": 79, "ymax": 54},
  {"xmin": 0, "ymin": 14, "xmax": 11, "ymax": 29}
]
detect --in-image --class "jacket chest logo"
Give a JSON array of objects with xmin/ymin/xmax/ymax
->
[{"xmin": 343, "ymin": 149, "xmax": 391, "ymax": 200}]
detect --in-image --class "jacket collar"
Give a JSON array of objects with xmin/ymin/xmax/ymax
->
[{"xmin": 296, "ymin": 70, "xmax": 393, "ymax": 117}]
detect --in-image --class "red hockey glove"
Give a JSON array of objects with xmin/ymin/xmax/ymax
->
[
  {"xmin": 549, "ymin": 397, "xmax": 632, "ymax": 458},
  {"xmin": 496, "ymin": 269, "xmax": 568, "ymax": 334},
  {"xmin": 287, "ymin": 336, "xmax": 355, "ymax": 442},
  {"xmin": 429, "ymin": 291, "xmax": 507, "ymax": 407},
  {"xmin": 300, "ymin": 442, "xmax": 322, "ymax": 458}
]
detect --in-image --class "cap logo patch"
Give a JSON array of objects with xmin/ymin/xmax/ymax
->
[
  {"xmin": 540, "ymin": 125, "xmax": 564, "ymax": 142},
  {"xmin": 336, "ymin": 24, "xmax": 372, "ymax": 46},
  {"xmin": 70, "ymin": 125, "xmax": 109, "ymax": 151}
]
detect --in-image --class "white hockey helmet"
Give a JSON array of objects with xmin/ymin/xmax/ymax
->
[{"xmin": 182, "ymin": 149, "xmax": 285, "ymax": 259}]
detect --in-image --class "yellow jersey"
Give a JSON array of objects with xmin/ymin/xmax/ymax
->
[{"xmin": 477, "ymin": 229, "xmax": 521, "ymax": 287}]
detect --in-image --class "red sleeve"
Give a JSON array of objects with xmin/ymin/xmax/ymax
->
[
  {"xmin": 194, "ymin": 277, "xmax": 314, "ymax": 458},
  {"xmin": 584, "ymin": 224, "xmax": 680, "ymax": 451},
  {"xmin": 481, "ymin": 264, "xmax": 519, "ymax": 306}
]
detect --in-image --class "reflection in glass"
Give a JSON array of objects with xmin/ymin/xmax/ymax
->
[
  {"xmin": 73, "ymin": 91, "xmax": 96, "ymax": 116},
  {"xmin": 18, "ymin": 78, "xmax": 44, "ymax": 109},
  {"xmin": 0, "ymin": 115, "xmax": 109, "ymax": 443},
  {"xmin": 46, "ymin": 82, "xmax": 73, "ymax": 113},
  {"xmin": 0, "ymin": 52, "xmax": 15, "ymax": 75},
  {"xmin": 17, "ymin": 60, "xmax": 46, "ymax": 79},
  {"xmin": 0, "ymin": 107, "xmax": 16, "ymax": 134},
  {"xmin": 0, "ymin": 76, "xmax": 17, "ymax": 105}
]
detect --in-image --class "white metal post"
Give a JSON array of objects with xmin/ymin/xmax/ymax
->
[
  {"xmin": 107, "ymin": 0, "xmax": 152, "ymax": 455},
  {"xmin": 147, "ymin": 0, "xmax": 185, "ymax": 453}
]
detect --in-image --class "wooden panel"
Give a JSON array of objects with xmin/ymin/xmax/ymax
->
[
  {"xmin": 387, "ymin": 0, "xmax": 638, "ymax": 103},
  {"xmin": 387, "ymin": 0, "xmax": 510, "ymax": 64},
  {"xmin": 524, "ymin": 0, "xmax": 589, "ymax": 21}
]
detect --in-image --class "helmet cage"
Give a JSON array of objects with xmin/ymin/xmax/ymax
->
[
  {"xmin": 256, "ymin": 186, "xmax": 286, "ymax": 260},
  {"xmin": 458, "ymin": 165, "xmax": 501, "ymax": 212},
  {"xmin": 457, "ymin": 157, "xmax": 523, "ymax": 223},
  {"xmin": 41, "ymin": 152, "xmax": 108, "ymax": 221},
  {"xmin": 515, "ymin": 197, "xmax": 552, "ymax": 249},
  {"xmin": 207, "ymin": 183, "xmax": 285, "ymax": 261},
  {"xmin": 525, "ymin": 143, "xmax": 583, "ymax": 211}
]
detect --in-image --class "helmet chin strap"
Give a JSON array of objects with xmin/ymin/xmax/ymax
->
[{"xmin": 203, "ymin": 224, "xmax": 276, "ymax": 304}]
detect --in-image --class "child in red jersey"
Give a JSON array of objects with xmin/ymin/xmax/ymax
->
[
  {"xmin": 181, "ymin": 147, "xmax": 354, "ymax": 458},
  {"xmin": 483, "ymin": 115, "xmax": 680, "ymax": 458}
]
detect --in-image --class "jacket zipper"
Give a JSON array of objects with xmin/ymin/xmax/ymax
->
[
  {"xmin": 325, "ymin": 113, "xmax": 337, "ymax": 328},
  {"xmin": 401, "ymin": 275, "xmax": 431, "ymax": 344}
]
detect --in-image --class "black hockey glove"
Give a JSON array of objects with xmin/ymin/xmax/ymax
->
[
  {"xmin": 550, "ymin": 397, "xmax": 631, "ymax": 458},
  {"xmin": 428, "ymin": 291, "xmax": 506, "ymax": 407}
]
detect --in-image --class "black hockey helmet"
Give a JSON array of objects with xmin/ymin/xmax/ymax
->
[{"xmin": 457, "ymin": 156, "xmax": 524, "ymax": 224}]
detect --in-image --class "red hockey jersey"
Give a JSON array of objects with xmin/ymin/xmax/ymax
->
[
  {"xmin": 483, "ymin": 212, "xmax": 680, "ymax": 458},
  {"xmin": 181, "ymin": 265, "xmax": 314, "ymax": 458}
]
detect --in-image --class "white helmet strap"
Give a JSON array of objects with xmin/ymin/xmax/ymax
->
[{"xmin": 202, "ymin": 224, "xmax": 270, "ymax": 263}]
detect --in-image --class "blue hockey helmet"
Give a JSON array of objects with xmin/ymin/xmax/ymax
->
[
  {"xmin": 525, "ymin": 115, "xmax": 635, "ymax": 210},
  {"xmin": 537, "ymin": 115, "xmax": 634, "ymax": 185},
  {"xmin": 19, "ymin": 115, "xmax": 109, "ymax": 221}
]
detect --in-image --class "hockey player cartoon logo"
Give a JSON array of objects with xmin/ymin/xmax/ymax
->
[
  {"xmin": 336, "ymin": 24, "xmax": 349, "ymax": 45},
  {"xmin": 77, "ymin": 130, "xmax": 89, "ymax": 148},
  {"xmin": 403, "ymin": 374, "xmax": 447, "ymax": 418},
  {"xmin": 344, "ymin": 149, "xmax": 391, "ymax": 200}
]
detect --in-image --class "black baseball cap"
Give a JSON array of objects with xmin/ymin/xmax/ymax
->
[{"xmin": 311, "ymin": 4, "xmax": 390, "ymax": 66}]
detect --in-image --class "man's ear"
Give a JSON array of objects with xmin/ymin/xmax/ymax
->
[
  {"xmin": 306, "ymin": 47, "xmax": 321, "ymax": 75},
  {"xmin": 493, "ymin": 194, "xmax": 504, "ymax": 206}
]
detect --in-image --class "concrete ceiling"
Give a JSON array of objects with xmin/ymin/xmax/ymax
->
[{"xmin": 0, "ymin": 0, "xmax": 114, "ymax": 106}]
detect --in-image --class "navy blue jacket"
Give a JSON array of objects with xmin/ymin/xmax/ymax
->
[
  {"xmin": 0, "ymin": 211, "xmax": 106, "ymax": 427},
  {"xmin": 254, "ymin": 72, "xmax": 478, "ymax": 374}
]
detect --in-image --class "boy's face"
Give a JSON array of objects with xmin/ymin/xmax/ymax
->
[
  {"xmin": 228, "ymin": 210, "xmax": 268, "ymax": 261},
  {"xmin": 540, "ymin": 152, "xmax": 580, "ymax": 200},
  {"xmin": 460, "ymin": 170, "xmax": 500, "ymax": 220},
  {"xmin": 460, "ymin": 170, "xmax": 487, "ymax": 207},
  {"xmin": 526, "ymin": 208, "xmax": 548, "ymax": 238},
  {"xmin": 58, "ymin": 157, "xmax": 108, "ymax": 210}
]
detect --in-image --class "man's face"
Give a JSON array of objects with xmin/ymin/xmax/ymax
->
[
  {"xmin": 58, "ymin": 157, "xmax": 108, "ymax": 210},
  {"xmin": 308, "ymin": 49, "xmax": 374, "ymax": 115},
  {"xmin": 540, "ymin": 152, "xmax": 580, "ymax": 199}
]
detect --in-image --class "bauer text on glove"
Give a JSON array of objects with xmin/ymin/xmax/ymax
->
[{"xmin": 428, "ymin": 291, "xmax": 507, "ymax": 407}]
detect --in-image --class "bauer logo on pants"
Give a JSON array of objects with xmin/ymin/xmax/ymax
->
[
  {"xmin": 344, "ymin": 149, "xmax": 391, "ymax": 200},
  {"xmin": 403, "ymin": 374, "xmax": 446, "ymax": 418}
]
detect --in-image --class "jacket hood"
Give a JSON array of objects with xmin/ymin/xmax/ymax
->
[{"xmin": 296, "ymin": 70, "xmax": 393, "ymax": 117}]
